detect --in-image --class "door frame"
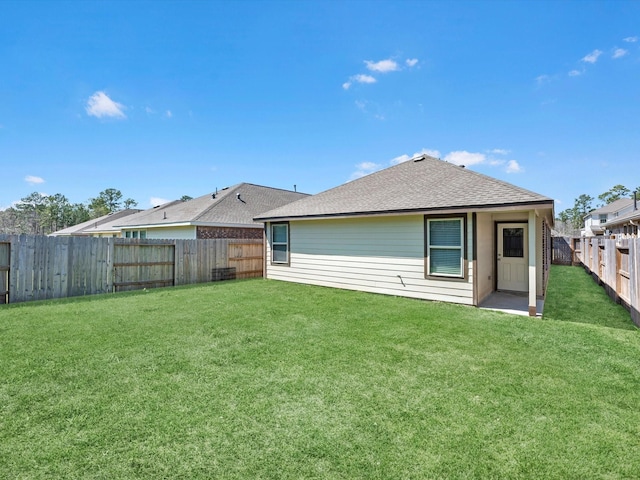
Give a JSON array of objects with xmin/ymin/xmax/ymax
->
[{"xmin": 494, "ymin": 221, "xmax": 529, "ymax": 293}]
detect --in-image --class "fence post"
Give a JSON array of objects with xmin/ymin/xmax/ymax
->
[{"xmin": 630, "ymin": 239, "xmax": 640, "ymax": 327}]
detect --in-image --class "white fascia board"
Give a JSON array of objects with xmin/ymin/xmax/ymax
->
[
  {"xmin": 119, "ymin": 222, "xmax": 194, "ymax": 229},
  {"xmin": 191, "ymin": 222, "xmax": 264, "ymax": 229}
]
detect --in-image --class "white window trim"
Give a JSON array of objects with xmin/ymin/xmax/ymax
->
[{"xmin": 426, "ymin": 217, "xmax": 464, "ymax": 278}]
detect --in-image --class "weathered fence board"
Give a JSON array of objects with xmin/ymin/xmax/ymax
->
[
  {"xmin": 576, "ymin": 237, "xmax": 640, "ymax": 327},
  {"xmin": 0, "ymin": 242, "xmax": 9, "ymax": 304},
  {"xmin": 0, "ymin": 235, "xmax": 263, "ymax": 304}
]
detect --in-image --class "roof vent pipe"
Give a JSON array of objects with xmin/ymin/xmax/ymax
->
[
  {"xmin": 237, "ymin": 193, "xmax": 241, "ymax": 200},
  {"xmin": 163, "ymin": 211, "xmax": 167, "ymax": 219},
  {"xmin": 294, "ymin": 184, "xmax": 297, "ymax": 192},
  {"xmin": 635, "ymin": 191, "xmax": 638, "ymax": 211}
]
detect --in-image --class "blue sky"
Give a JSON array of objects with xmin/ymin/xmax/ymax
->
[{"xmin": 1, "ymin": 0, "xmax": 639, "ymax": 212}]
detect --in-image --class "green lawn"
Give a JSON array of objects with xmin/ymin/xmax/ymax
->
[
  {"xmin": 1, "ymin": 273, "xmax": 639, "ymax": 479},
  {"xmin": 544, "ymin": 265, "xmax": 634, "ymax": 330}
]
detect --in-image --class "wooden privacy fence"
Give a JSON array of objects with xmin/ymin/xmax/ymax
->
[
  {"xmin": 0, "ymin": 235, "xmax": 263, "ymax": 304},
  {"xmin": 552, "ymin": 236, "xmax": 582, "ymax": 266},
  {"xmin": 577, "ymin": 237, "xmax": 640, "ymax": 327}
]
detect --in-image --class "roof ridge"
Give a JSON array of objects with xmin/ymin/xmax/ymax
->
[
  {"xmin": 192, "ymin": 183, "xmax": 243, "ymax": 222},
  {"xmin": 435, "ymin": 157, "xmax": 553, "ymax": 200}
]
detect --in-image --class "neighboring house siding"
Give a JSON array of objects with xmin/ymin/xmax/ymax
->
[
  {"xmin": 145, "ymin": 226, "xmax": 196, "ymax": 239},
  {"xmin": 197, "ymin": 226, "xmax": 263, "ymax": 239},
  {"xmin": 266, "ymin": 215, "xmax": 475, "ymax": 305}
]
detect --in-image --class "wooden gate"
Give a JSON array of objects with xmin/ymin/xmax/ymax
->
[
  {"xmin": 0, "ymin": 242, "xmax": 9, "ymax": 304},
  {"xmin": 552, "ymin": 237, "xmax": 573, "ymax": 265},
  {"xmin": 112, "ymin": 242, "xmax": 175, "ymax": 292}
]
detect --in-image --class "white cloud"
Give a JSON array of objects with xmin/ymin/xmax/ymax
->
[
  {"xmin": 25, "ymin": 175, "xmax": 45, "ymax": 185},
  {"xmin": 390, "ymin": 149, "xmax": 441, "ymax": 165},
  {"xmin": 489, "ymin": 148, "xmax": 510, "ymax": 155},
  {"xmin": 506, "ymin": 160, "xmax": 523, "ymax": 173},
  {"xmin": 535, "ymin": 74, "xmax": 551, "ymax": 85},
  {"xmin": 582, "ymin": 49, "xmax": 603, "ymax": 64},
  {"xmin": 165, "ymin": 110, "xmax": 173, "ymax": 118},
  {"xmin": 623, "ymin": 36, "xmax": 638, "ymax": 43},
  {"xmin": 350, "ymin": 161, "xmax": 382, "ymax": 180},
  {"xmin": 444, "ymin": 150, "xmax": 486, "ymax": 166},
  {"xmin": 86, "ymin": 91, "xmax": 126, "ymax": 119},
  {"xmin": 343, "ymin": 74, "xmax": 377, "ymax": 90},
  {"xmin": 568, "ymin": 69, "xmax": 583, "ymax": 77},
  {"xmin": 406, "ymin": 58, "xmax": 419, "ymax": 67},
  {"xmin": 390, "ymin": 154, "xmax": 412, "ymax": 165},
  {"xmin": 150, "ymin": 197, "xmax": 171, "ymax": 207},
  {"xmin": 350, "ymin": 148, "xmax": 522, "ymax": 182},
  {"xmin": 416, "ymin": 148, "xmax": 441, "ymax": 159},
  {"xmin": 613, "ymin": 48, "xmax": 628, "ymax": 59},
  {"xmin": 354, "ymin": 74, "xmax": 376, "ymax": 83},
  {"xmin": 145, "ymin": 106, "xmax": 155, "ymax": 114},
  {"xmin": 365, "ymin": 59, "xmax": 399, "ymax": 73}
]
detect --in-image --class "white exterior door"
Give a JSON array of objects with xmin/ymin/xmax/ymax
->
[{"xmin": 497, "ymin": 223, "xmax": 528, "ymax": 292}]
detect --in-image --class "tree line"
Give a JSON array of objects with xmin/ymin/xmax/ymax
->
[
  {"xmin": 0, "ymin": 189, "xmax": 139, "ymax": 235},
  {"xmin": 555, "ymin": 184, "xmax": 640, "ymax": 235}
]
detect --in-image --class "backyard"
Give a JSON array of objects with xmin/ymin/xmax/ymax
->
[{"xmin": 1, "ymin": 265, "xmax": 638, "ymax": 478}]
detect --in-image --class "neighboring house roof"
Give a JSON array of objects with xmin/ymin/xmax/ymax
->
[
  {"xmin": 604, "ymin": 207, "xmax": 640, "ymax": 229},
  {"xmin": 584, "ymin": 198, "xmax": 634, "ymax": 218},
  {"xmin": 49, "ymin": 209, "xmax": 142, "ymax": 236},
  {"xmin": 114, "ymin": 183, "xmax": 309, "ymax": 229},
  {"xmin": 255, "ymin": 155, "xmax": 554, "ymax": 221}
]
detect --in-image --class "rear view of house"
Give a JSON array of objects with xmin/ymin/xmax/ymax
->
[{"xmin": 255, "ymin": 155, "xmax": 554, "ymax": 316}]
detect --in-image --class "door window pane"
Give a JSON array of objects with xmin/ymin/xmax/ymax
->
[{"xmin": 503, "ymin": 228, "xmax": 524, "ymax": 258}]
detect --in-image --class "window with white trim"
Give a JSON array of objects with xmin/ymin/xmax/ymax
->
[
  {"xmin": 427, "ymin": 217, "xmax": 464, "ymax": 277},
  {"xmin": 124, "ymin": 230, "xmax": 147, "ymax": 239},
  {"xmin": 271, "ymin": 223, "xmax": 289, "ymax": 265}
]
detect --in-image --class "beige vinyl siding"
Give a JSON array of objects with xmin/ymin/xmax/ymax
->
[
  {"xmin": 476, "ymin": 212, "xmax": 494, "ymax": 303},
  {"xmin": 266, "ymin": 215, "xmax": 474, "ymax": 305},
  {"xmin": 145, "ymin": 226, "xmax": 197, "ymax": 240}
]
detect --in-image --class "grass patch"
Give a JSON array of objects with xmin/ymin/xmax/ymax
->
[
  {"xmin": 1, "ymin": 279, "xmax": 640, "ymax": 478},
  {"xmin": 544, "ymin": 265, "xmax": 634, "ymax": 330}
]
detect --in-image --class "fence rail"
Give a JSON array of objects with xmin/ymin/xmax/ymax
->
[
  {"xmin": 576, "ymin": 237, "xmax": 640, "ymax": 327},
  {"xmin": 0, "ymin": 235, "xmax": 263, "ymax": 304}
]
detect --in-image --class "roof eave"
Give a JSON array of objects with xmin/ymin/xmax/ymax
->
[{"xmin": 255, "ymin": 200, "xmax": 555, "ymax": 222}]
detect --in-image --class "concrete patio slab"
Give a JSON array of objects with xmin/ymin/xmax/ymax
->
[{"xmin": 479, "ymin": 291, "xmax": 544, "ymax": 317}]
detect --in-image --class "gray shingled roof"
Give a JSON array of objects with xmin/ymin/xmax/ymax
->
[
  {"xmin": 604, "ymin": 206, "xmax": 640, "ymax": 228},
  {"xmin": 255, "ymin": 155, "xmax": 553, "ymax": 221},
  {"xmin": 586, "ymin": 198, "xmax": 634, "ymax": 217},
  {"xmin": 50, "ymin": 209, "xmax": 142, "ymax": 236},
  {"xmin": 114, "ymin": 183, "xmax": 308, "ymax": 228}
]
